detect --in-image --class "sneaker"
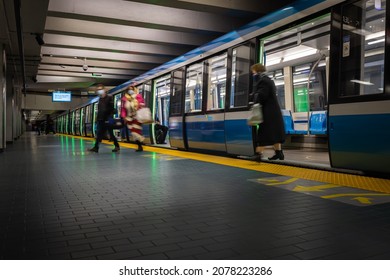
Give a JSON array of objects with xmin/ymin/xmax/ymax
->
[
  {"xmin": 88, "ymin": 147, "xmax": 99, "ymax": 153},
  {"xmin": 112, "ymin": 147, "xmax": 120, "ymax": 152}
]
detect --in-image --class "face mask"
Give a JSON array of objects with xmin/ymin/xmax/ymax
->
[
  {"xmin": 97, "ymin": 89, "xmax": 105, "ymax": 95},
  {"xmin": 128, "ymin": 90, "xmax": 135, "ymax": 95}
]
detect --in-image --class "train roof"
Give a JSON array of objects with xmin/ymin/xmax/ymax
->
[
  {"xmin": 68, "ymin": 0, "xmax": 339, "ymax": 111},
  {"xmin": 108, "ymin": 0, "xmax": 332, "ymax": 95}
]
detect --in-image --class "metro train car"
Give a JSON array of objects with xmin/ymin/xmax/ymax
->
[{"xmin": 55, "ymin": 0, "xmax": 390, "ymax": 175}]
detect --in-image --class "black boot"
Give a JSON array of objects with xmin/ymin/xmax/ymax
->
[
  {"xmin": 268, "ymin": 150, "xmax": 284, "ymax": 160},
  {"xmin": 88, "ymin": 147, "xmax": 99, "ymax": 153},
  {"xmin": 135, "ymin": 140, "xmax": 143, "ymax": 152}
]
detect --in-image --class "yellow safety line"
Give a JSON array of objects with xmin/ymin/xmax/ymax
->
[{"xmin": 59, "ymin": 134, "xmax": 390, "ymax": 194}]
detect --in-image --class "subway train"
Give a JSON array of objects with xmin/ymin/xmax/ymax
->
[{"xmin": 54, "ymin": 0, "xmax": 390, "ymax": 175}]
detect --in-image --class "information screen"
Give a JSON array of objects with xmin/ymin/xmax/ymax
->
[{"xmin": 52, "ymin": 91, "xmax": 72, "ymax": 102}]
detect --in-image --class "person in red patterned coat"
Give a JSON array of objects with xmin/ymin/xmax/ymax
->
[{"xmin": 121, "ymin": 85, "xmax": 145, "ymax": 151}]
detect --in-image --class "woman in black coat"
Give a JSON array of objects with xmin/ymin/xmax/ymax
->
[{"xmin": 251, "ymin": 63, "xmax": 285, "ymax": 160}]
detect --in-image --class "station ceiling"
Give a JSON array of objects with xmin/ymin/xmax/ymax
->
[{"xmin": 1, "ymin": 0, "xmax": 296, "ymax": 96}]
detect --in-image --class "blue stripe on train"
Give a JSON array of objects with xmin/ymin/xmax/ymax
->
[
  {"xmin": 186, "ymin": 121, "xmax": 225, "ymax": 143},
  {"xmin": 329, "ymin": 114, "xmax": 390, "ymax": 173},
  {"xmin": 329, "ymin": 114, "xmax": 390, "ymax": 152}
]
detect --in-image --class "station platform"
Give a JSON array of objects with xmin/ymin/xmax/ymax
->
[{"xmin": 1, "ymin": 132, "xmax": 390, "ymax": 260}]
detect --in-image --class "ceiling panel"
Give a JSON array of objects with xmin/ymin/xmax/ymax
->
[{"xmin": 4, "ymin": 0, "xmax": 296, "ymax": 98}]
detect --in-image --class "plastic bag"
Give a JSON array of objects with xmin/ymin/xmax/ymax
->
[
  {"xmin": 136, "ymin": 107, "xmax": 153, "ymax": 124},
  {"xmin": 247, "ymin": 103, "xmax": 263, "ymax": 126}
]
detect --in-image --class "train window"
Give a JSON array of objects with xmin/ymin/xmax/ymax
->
[
  {"xmin": 339, "ymin": 0, "xmax": 385, "ymax": 96},
  {"xmin": 261, "ymin": 14, "xmax": 330, "ymax": 112},
  {"xmin": 185, "ymin": 63, "xmax": 204, "ymax": 113},
  {"xmin": 230, "ymin": 45, "xmax": 251, "ymax": 108},
  {"xmin": 155, "ymin": 75, "xmax": 171, "ymax": 126},
  {"xmin": 85, "ymin": 106, "xmax": 90, "ymax": 123},
  {"xmin": 171, "ymin": 68, "xmax": 185, "ymax": 116},
  {"xmin": 144, "ymin": 81, "xmax": 152, "ymax": 107},
  {"xmin": 268, "ymin": 69, "xmax": 286, "ymax": 109},
  {"xmin": 114, "ymin": 94, "xmax": 122, "ymax": 118},
  {"xmin": 206, "ymin": 53, "xmax": 227, "ymax": 111},
  {"xmin": 293, "ymin": 62, "xmax": 327, "ymax": 112}
]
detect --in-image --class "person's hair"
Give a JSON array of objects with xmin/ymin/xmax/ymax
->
[
  {"xmin": 250, "ymin": 63, "xmax": 266, "ymax": 73},
  {"xmin": 96, "ymin": 83, "xmax": 105, "ymax": 90}
]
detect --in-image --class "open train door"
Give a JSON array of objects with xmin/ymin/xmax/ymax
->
[
  {"xmin": 169, "ymin": 67, "xmax": 187, "ymax": 150},
  {"xmin": 328, "ymin": 1, "xmax": 390, "ymax": 174}
]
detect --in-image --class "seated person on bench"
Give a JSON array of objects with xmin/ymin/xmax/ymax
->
[{"xmin": 155, "ymin": 117, "xmax": 168, "ymax": 144}]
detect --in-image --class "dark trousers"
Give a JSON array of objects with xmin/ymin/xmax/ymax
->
[{"xmin": 94, "ymin": 120, "xmax": 119, "ymax": 148}]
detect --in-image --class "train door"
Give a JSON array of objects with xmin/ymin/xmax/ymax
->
[
  {"xmin": 169, "ymin": 67, "xmax": 186, "ymax": 149},
  {"xmin": 139, "ymin": 82, "xmax": 152, "ymax": 144},
  {"xmin": 65, "ymin": 113, "xmax": 69, "ymax": 134},
  {"xmin": 225, "ymin": 43, "xmax": 255, "ymax": 156},
  {"xmin": 80, "ymin": 108, "xmax": 85, "ymax": 136},
  {"xmin": 259, "ymin": 14, "xmax": 330, "ymax": 152},
  {"xmin": 328, "ymin": 0, "xmax": 389, "ymax": 174},
  {"xmin": 112, "ymin": 94, "xmax": 122, "ymax": 140},
  {"xmin": 85, "ymin": 105, "xmax": 93, "ymax": 137},
  {"xmin": 92, "ymin": 103, "xmax": 98, "ymax": 137},
  {"xmin": 184, "ymin": 53, "xmax": 228, "ymax": 152},
  {"xmin": 154, "ymin": 75, "xmax": 171, "ymax": 145},
  {"xmin": 74, "ymin": 109, "xmax": 80, "ymax": 136},
  {"xmin": 204, "ymin": 52, "xmax": 228, "ymax": 152}
]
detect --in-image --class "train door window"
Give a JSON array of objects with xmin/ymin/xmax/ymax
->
[
  {"xmin": 155, "ymin": 75, "xmax": 171, "ymax": 126},
  {"xmin": 171, "ymin": 68, "xmax": 185, "ymax": 116},
  {"xmin": 114, "ymin": 94, "xmax": 121, "ymax": 118},
  {"xmin": 144, "ymin": 82, "xmax": 152, "ymax": 107},
  {"xmin": 93, "ymin": 103, "xmax": 98, "ymax": 135},
  {"xmin": 261, "ymin": 14, "xmax": 330, "ymax": 112},
  {"xmin": 268, "ymin": 69, "xmax": 286, "ymax": 109},
  {"xmin": 185, "ymin": 62, "xmax": 204, "ymax": 113},
  {"xmin": 292, "ymin": 62, "xmax": 327, "ymax": 112},
  {"xmin": 80, "ymin": 108, "xmax": 84, "ymax": 136},
  {"xmin": 339, "ymin": 0, "xmax": 385, "ymax": 96},
  {"xmin": 206, "ymin": 53, "xmax": 227, "ymax": 111},
  {"xmin": 230, "ymin": 44, "xmax": 251, "ymax": 108},
  {"xmin": 85, "ymin": 105, "xmax": 91, "ymax": 124}
]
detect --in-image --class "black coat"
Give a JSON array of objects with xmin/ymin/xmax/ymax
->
[
  {"xmin": 96, "ymin": 95, "xmax": 115, "ymax": 121},
  {"xmin": 253, "ymin": 73, "xmax": 285, "ymax": 146}
]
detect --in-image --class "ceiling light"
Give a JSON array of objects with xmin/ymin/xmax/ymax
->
[
  {"xmin": 375, "ymin": 0, "xmax": 382, "ymax": 10},
  {"xmin": 368, "ymin": 38, "xmax": 385, "ymax": 45},
  {"xmin": 350, "ymin": 79, "xmax": 374, "ymax": 86}
]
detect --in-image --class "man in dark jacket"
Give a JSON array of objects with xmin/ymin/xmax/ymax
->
[{"xmin": 89, "ymin": 84, "xmax": 120, "ymax": 153}]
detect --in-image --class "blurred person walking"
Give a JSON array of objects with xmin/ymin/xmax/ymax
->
[
  {"xmin": 121, "ymin": 85, "xmax": 145, "ymax": 152},
  {"xmin": 88, "ymin": 84, "xmax": 120, "ymax": 153}
]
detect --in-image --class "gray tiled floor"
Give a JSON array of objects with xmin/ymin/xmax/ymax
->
[{"xmin": 1, "ymin": 133, "xmax": 390, "ymax": 260}]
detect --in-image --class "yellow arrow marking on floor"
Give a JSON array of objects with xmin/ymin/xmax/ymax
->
[
  {"xmin": 293, "ymin": 184, "xmax": 340, "ymax": 192},
  {"xmin": 321, "ymin": 193, "xmax": 390, "ymax": 205},
  {"xmin": 352, "ymin": 197, "xmax": 373, "ymax": 205},
  {"xmin": 321, "ymin": 193, "xmax": 390, "ymax": 199},
  {"xmin": 257, "ymin": 177, "xmax": 299, "ymax": 186}
]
